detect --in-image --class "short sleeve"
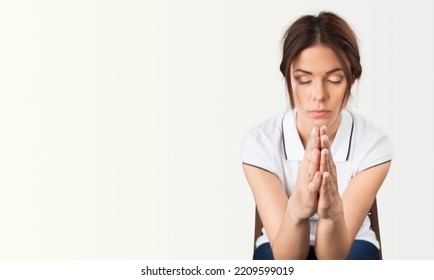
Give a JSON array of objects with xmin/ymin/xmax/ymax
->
[
  {"xmin": 240, "ymin": 127, "xmax": 278, "ymax": 175},
  {"xmin": 357, "ymin": 132, "xmax": 393, "ymax": 172}
]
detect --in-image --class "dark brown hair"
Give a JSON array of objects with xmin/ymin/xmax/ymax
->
[{"xmin": 280, "ymin": 12, "xmax": 362, "ymax": 108}]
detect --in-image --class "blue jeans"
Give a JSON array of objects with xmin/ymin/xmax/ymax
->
[{"xmin": 253, "ymin": 240, "xmax": 379, "ymax": 260}]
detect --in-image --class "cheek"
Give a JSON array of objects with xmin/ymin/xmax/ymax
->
[
  {"xmin": 328, "ymin": 83, "xmax": 347, "ymax": 99},
  {"xmin": 340, "ymin": 92, "xmax": 350, "ymax": 108},
  {"xmin": 292, "ymin": 89, "xmax": 309, "ymax": 110},
  {"xmin": 338, "ymin": 86, "xmax": 349, "ymax": 103},
  {"xmin": 292, "ymin": 84, "xmax": 311, "ymax": 102}
]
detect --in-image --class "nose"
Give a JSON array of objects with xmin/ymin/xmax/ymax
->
[{"xmin": 312, "ymin": 80, "xmax": 328, "ymax": 101}]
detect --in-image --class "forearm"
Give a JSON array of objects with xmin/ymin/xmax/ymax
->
[
  {"xmin": 271, "ymin": 200, "xmax": 311, "ymax": 260},
  {"xmin": 314, "ymin": 212, "xmax": 351, "ymax": 259}
]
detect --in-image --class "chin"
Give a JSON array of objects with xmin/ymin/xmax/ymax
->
[
  {"xmin": 298, "ymin": 111, "xmax": 339, "ymax": 129},
  {"xmin": 311, "ymin": 118, "xmax": 331, "ymax": 128}
]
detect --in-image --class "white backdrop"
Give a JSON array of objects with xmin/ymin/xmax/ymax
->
[{"xmin": 0, "ymin": 0, "xmax": 433, "ymax": 259}]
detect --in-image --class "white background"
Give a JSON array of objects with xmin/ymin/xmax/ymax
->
[{"xmin": 0, "ymin": 0, "xmax": 433, "ymax": 260}]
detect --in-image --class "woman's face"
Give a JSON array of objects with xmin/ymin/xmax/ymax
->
[{"xmin": 290, "ymin": 44, "xmax": 348, "ymax": 133}]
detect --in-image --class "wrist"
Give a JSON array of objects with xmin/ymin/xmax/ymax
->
[
  {"xmin": 318, "ymin": 209, "xmax": 344, "ymax": 224},
  {"xmin": 286, "ymin": 196, "xmax": 312, "ymax": 225}
]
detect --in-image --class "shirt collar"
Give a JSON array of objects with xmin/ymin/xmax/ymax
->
[{"xmin": 282, "ymin": 109, "xmax": 354, "ymax": 162}]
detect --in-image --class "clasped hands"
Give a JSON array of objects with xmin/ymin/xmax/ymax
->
[{"xmin": 292, "ymin": 126, "xmax": 342, "ymax": 221}]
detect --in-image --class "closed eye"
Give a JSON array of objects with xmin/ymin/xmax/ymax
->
[
  {"xmin": 295, "ymin": 76, "xmax": 312, "ymax": 85},
  {"xmin": 327, "ymin": 76, "xmax": 344, "ymax": 84}
]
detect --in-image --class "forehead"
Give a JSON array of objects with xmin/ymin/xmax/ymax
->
[{"xmin": 292, "ymin": 44, "xmax": 341, "ymax": 73}]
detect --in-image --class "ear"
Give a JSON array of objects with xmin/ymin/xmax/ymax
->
[{"xmin": 351, "ymin": 76, "xmax": 357, "ymax": 85}]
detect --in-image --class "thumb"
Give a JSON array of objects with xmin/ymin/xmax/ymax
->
[
  {"xmin": 307, "ymin": 171, "xmax": 321, "ymax": 195},
  {"xmin": 319, "ymin": 172, "xmax": 330, "ymax": 197}
]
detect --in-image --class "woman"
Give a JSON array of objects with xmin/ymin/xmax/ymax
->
[{"xmin": 240, "ymin": 12, "xmax": 393, "ymax": 260}]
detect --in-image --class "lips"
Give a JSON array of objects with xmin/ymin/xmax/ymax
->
[{"xmin": 310, "ymin": 109, "xmax": 331, "ymax": 117}]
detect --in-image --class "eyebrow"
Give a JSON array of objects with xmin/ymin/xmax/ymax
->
[{"xmin": 294, "ymin": 68, "xmax": 344, "ymax": 75}]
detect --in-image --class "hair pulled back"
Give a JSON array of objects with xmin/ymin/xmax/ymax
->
[{"xmin": 280, "ymin": 12, "xmax": 362, "ymax": 108}]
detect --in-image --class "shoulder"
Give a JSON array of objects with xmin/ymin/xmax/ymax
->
[
  {"xmin": 348, "ymin": 110, "xmax": 390, "ymax": 144},
  {"xmin": 348, "ymin": 110, "xmax": 383, "ymax": 133},
  {"xmin": 242, "ymin": 110, "xmax": 289, "ymax": 144},
  {"xmin": 346, "ymin": 110, "xmax": 393, "ymax": 171},
  {"xmin": 240, "ymin": 110, "xmax": 291, "ymax": 174}
]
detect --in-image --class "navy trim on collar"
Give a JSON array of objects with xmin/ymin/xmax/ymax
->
[
  {"xmin": 281, "ymin": 113, "xmax": 288, "ymax": 160},
  {"xmin": 345, "ymin": 119, "xmax": 354, "ymax": 161}
]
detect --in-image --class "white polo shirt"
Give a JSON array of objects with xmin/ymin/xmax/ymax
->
[{"xmin": 241, "ymin": 109, "xmax": 393, "ymax": 249}]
